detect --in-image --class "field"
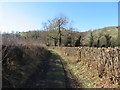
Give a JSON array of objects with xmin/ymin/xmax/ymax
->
[
  {"xmin": 1, "ymin": 27, "xmax": 120, "ymax": 89},
  {"xmin": 1, "ymin": 2, "xmax": 119, "ymax": 89},
  {"xmin": 50, "ymin": 47, "xmax": 120, "ymax": 88},
  {"xmin": 2, "ymin": 34, "xmax": 81, "ymax": 88}
]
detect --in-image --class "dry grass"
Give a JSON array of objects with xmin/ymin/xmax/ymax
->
[
  {"xmin": 2, "ymin": 33, "xmax": 49, "ymax": 88},
  {"xmin": 51, "ymin": 48, "xmax": 120, "ymax": 88}
]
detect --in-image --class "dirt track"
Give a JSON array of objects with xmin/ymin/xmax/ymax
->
[{"xmin": 23, "ymin": 50, "xmax": 82, "ymax": 88}]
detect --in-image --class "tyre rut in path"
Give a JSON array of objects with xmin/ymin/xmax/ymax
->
[
  {"xmin": 60, "ymin": 58, "xmax": 84, "ymax": 88},
  {"xmin": 23, "ymin": 51, "xmax": 66, "ymax": 88},
  {"xmin": 23, "ymin": 52, "xmax": 51, "ymax": 88},
  {"xmin": 23, "ymin": 50, "xmax": 82, "ymax": 88}
]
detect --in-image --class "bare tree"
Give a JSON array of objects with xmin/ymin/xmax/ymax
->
[
  {"xmin": 75, "ymin": 36, "xmax": 82, "ymax": 47},
  {"xmin": 96, "ymin": 31, "xmax": 103, "ymax": 47},
  {"xmin": 104, "ymin": 34, "xmax": 111, "ymax": 47},
  {"xmin": 42, "ymin": 14, "xmax": 69, "ymax": 46},
  {"xmin": 42, "ymin": 22, "xmax": 48, "ymax": 31},
  {"xmin": 89, "ymin": 32, "xmax": 94, "ymax": 47},
  {"xmin": 55, "ymin": 15, "xmax": 68, "ymax": 46}
]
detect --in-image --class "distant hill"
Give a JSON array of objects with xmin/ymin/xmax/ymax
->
[
  {"xmin": 82, "ymin": 26, "xmax": 118, "ymax": 46},
  {"xmin": 17, "ymin": 26, "xmax": 119, "ymax": 47}
]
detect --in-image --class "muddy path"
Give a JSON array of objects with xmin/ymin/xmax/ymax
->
[{"xmin": 23, "ymin": 50, "xmax": 82, "ymax": 88}]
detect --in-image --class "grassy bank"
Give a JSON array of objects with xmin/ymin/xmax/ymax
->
[
  {"xmin": 51, "ymin": 48, "xmax": 120, "ymax": 88},
  {"xmin": 2, "ymin": 45, "xmax": 50, "ymax": 88}
]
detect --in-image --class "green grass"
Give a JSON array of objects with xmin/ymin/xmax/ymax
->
[
  {"xmin": 50, "ymin": 49, "xmax": 103, "ymax": 88},
  {"xmin": 83, "ymin": 27, "xmax": 118, "ymax": 44}
]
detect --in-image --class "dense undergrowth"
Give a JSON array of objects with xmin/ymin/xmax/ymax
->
[
  {"xmin": 51, "ymin": 47, "xmax": 120, "ymax": 88},
  {"xmin": 2, "ymin": 45, "xmax": 51, "ymax": 88},
  {"xmin": 2, "ymin": 34, "xmax": 51, "ymax": 88},
  {"xmin": 2, "ymin": 33, "xmax": 120, "ymax": 88}
]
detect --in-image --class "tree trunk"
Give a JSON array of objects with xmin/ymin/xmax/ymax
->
[{"xmin": 58, "ymin": 24, "xmax": 61, "ymax": 46}]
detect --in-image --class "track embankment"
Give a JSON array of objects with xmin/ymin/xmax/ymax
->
[{"xmin": 50, "ymin": 47, "xmax": 120, "ymax": 88}]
